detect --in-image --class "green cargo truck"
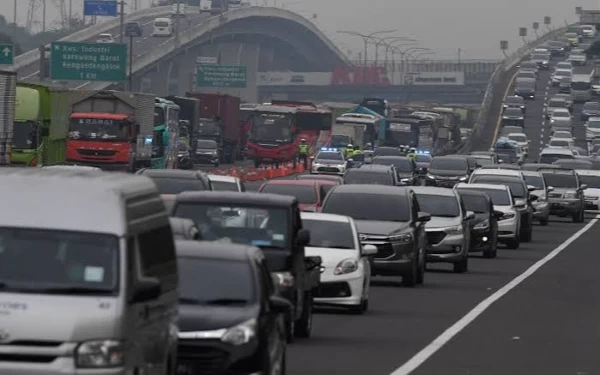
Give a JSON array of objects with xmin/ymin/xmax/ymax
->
[{"xmin": 12, "ymin": 82, "xmax": 70, "ymax": 167}]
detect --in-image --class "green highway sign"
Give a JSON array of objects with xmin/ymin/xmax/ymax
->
[
  {"xmin": 196, "ymin": 65, "xmax": 247, "ymax": 88},
  {"xmin": 0, "ymin": 44, "xmax": 14, "ymax": 65},
  {"xmin": 50, "ymin": 41, "xmax": 126, "ymax": 82}
]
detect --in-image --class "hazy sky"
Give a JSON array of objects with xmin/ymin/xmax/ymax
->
[{"xmin": 5, "ymin": 0, "xmax": 598, "ymax": 60}]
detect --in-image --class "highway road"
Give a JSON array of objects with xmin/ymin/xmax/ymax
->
[{"xmin": 18, "ymin": 12, "xmax": 210, "ymax": 89}]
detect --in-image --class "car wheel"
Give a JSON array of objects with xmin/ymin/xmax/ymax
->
[
  {"xmin": 294, "ymin": 292, "xmax": 313, "ymax": 338},
  {"xmin": 416, "ymin": 250, "xmax": 425, "ymax": 285},
  {"xmin": 521, "ymin": 225, "xmax": 533, "ymax": 242},
  {"xmin": 402, "ymin": 257, "xmax": 418, "ymax": 287},
  {"xmin": 483, "ymin": 236, "xmax": 497, "ymax": 258},
  {"xmin": 506, "ymin": 233, "xmax": 520, "ymax": 249},
  {"xmin": 573, "ymin": 209, "xmax": 585, "ymax": 223},
  {"xmin": 453, "ymin": 255, "xmax": 468, "ymax": 273},
  {"xmin": 285, "ymin": 313, "xmax": 295, "ymax": 343},
  {"xmin": 539, "ymin": 218, "xmax": 549, "ymax": 226}
]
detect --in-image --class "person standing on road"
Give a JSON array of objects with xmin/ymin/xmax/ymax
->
[{"xmin": 298, "ymin": 139, "xmax": 309, "ymax": 169}]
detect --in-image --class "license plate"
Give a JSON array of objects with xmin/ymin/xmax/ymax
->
[{"xmin": 177, "ymin": 364, "xmax": 194, "ymax": 375}]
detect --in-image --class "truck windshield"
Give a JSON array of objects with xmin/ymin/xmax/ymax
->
[
  {"xmin": 68, "ymin": 118, "xmax": 128, "ymax": 141},
  {"xmin": 0, "ymin": 228, "xmax": 119, "ymax": 295},
  {"xmin": 154, "ymin": 107, "xmax": 166, "ymax": 126},
  {"xmin": 331, "ymin": 134, "xmax": 351, "ymax": 147},
  {"xmin": 249, "ymin": 113, "xmax": 293, "ymax": 143},
  {"xmin": 13, "ymin": 121, "xmax": 37, "ymax": 150},
  {"xmin": 173, "ymin": 203, "xmax": 289, "ymax": 250},
  {"xmin": 297, "ymin": 112, "xmax": 331, "ymax": 131}
]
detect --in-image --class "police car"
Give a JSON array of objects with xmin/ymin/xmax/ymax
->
[{"xmin": 311, "ymin": 148, "xmax": 347, "ymax": 175}]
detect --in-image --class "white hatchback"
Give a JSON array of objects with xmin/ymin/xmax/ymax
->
[{"xmin": 301, "ymin": 212, "xmax": 376, "ymax": 314}]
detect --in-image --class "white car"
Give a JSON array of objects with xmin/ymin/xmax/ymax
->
[
  {"xmin": 549, "ymin": 108, "xmax": 573, "ymax": 132},
  {"xmin": 207, "ymin": 174, "xmax": 245, "ymax": 192},
  {"xmin": 311, "ymin": 148, "xmax": 347, "ymax": 175},
  {"xmin": 581, "ymin": 25, "xmax": 597, "ymax": 38},
  {"xmin": 552, "ymin": 130, "xmax": 574, "ymax": 140},
  {"xmin": 455, "ymin": 183, "xmax": 521, "ymax": 249},
  {"xmin": 567, "ymin": 52, "xmax": 587, "ymax": 66},
  {"xmin": 576, "ymin": 170, "xmax": 600, "ymax": 212},
  {"xmin": 585, "ymin": 117, "xmax": 600, "ymax": 140},
  {"xmin": 96, "ymin": 33, "xmax": 114, "ymax": 43},
  {"xmin": 551, "ymin": 69, "xmax": 572, "ymax": 86},
  {"xmin": 547, "ymin": 137, "xmax": 574, "ymax": 149},
  {"xmin": 555, "ymin": 61, "xmax": 573, "ymax": 72},
  {"xmin": 301, "ymin": 212, "xmax": 376, "ymax": 313},
  {"xmin": 507, "ymin": 132, "xmax": 529, "ymax": 153},
  {"xmin": 545, "ymin": 97, "xmax": 569, "ymax": 119}
]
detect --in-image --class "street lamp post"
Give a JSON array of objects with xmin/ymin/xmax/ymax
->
[
  {"xmin": 382, "ymin": 38, "xmax": 417, "ymax": 70},
  {"xmin": 369, "ymin": 36, "xmax": 417, "ymax": 68},
  {"xmin": 402, "ymin": 47, "xmax": 430, "ymax": 70},
  {"xmin": 337, "ymin": 29, "xmax": 397, "ymax": 81}
]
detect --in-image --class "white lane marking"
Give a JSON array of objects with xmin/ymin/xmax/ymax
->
[{"xmin": 389, "ymin": 217, "xmax": 599, "ymax": 375}]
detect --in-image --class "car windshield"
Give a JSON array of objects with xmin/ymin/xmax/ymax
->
[
  {"xmin": 505, "ymin": 97, "xmax": 524, "ymax": 104},
  {"xmin": 471, "ymin": 177, "xmax": 526, "ymax": 198},
  {"xmin": 415, "ymin": 194, "xmax": 460, "ymax": 217},
  {"xmin": 344, "ymin": 171, "xmax": 393, "ymax": 185},
  {"xmin": 155, "ymin": 21, "xmax": 170, "ymax": 27},
  {"xmin": 459, "ymin": 194, "xmax": 489, "ymax": 214},
  {"xmin": 473, "ymin": 156, "xmax": 493, "ymax": 165},
  {"xmin": 584, "ymin": 102, "xmax": 600, "ymax": 110},
  {"xmin": 322, "ymin": 192, "xmax": 410, "ymax": 222},
  {"xmin": 588, "ymin": 119, "xmax": 600, "ymax": 128},
  {"xmin": 373, "ymin": 147, "xmax": 401, "ymax": 157},
  {"xmin": 555, "ymin": 70, "xmax": 571, "ymax": 77},
  {"xmin": 210, "ymin": 180, "xmax": 239, "ymax": 192},
  {"xmin": 149, "ymin": 177, "xmax": 208, "ymax": 195},
  {"xmin": 178, "ymin": 258, "xmax": 255, "ymax": 305},
  {"xmin": 508, "ymin": 134, "xmax": 527, "ymax": 142},
  {"xmin": 260, "ymin": 184, "xmax": 317, "ymax": 204},
  {"xmin": 315, "ymin": 152, "xmax": 344, "ymax": 162},
  {"xmin": 415, "ymin": 154, "xmax": 432, "ymax": 162},
  {"xmin": 524, "ymin": 174, "xmax": 544, "ymax": 189},
  {"xmin": 553, "ymin": 131, "xmax": 572, "ymax": 138},
  {"xmin": 565, "ymin": 33, "xmax": 577, "ymax": 38},
  {"xmin": 540, "ymin": 153, "xmax": 574, "ymax": 163},
  {"xmin": 532, "ymin": 54, "xmax": 547, "ymax": 60},
  {"xmin": 504, "ymin": 108, "xmax": 522, "ymax": 116},
  {"xmin": 0, "ymin": 228, "xmax": 119, "ymax": 295},
  {"xmin": 173, "ymin": 203, "xmax": 289, "ymax": 249},
  {"xmin": 541, "ymin": 173, "xmax": 578, "ymax": 188},
  {"xmin": 430, "ymin": 158, "xmax": 468, "ymax": 171},
  {"xmin": 460, "ymin": 188, "xmax": 511, "ymax": 206},
  {"xmin": 521, "ymin": 62, "xmax": 537, "ymax": 69},
  {"xmin": 372, "ymin": 157, "xmax": 413, "ymax": 172},
  {"xmin": 556, "ymin": 63, "xmax": 571, "ymax": 69},
  {"xmin": 197, "ymin": 140, "xmax": 217, "ymax": 149},
  {"xmin": 302, "ymin": 219, "xmax": 355, "ymax": 249},
  {"xmin": 578, "ymin": 175, "xmax": 600, "ymax": 188},
  {"xmin": 554, "ymin": 161, "xmax": 592, "ymax": 170},
  {"xmin": 517, "ymin": 72, "xmax": 534, "ymax": 78},
  {"xmin": 548, "ymin": 100, "xmax": 566, "ymax": 107},
  {"xmin": 552, "ymin": 111, "xmax": 570, "ymax": 118},
  {"xmin": 550, "ymin": 139, "xmax": 570, "ymax": 147}
]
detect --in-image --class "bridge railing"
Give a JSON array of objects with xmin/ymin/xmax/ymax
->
[
  {"xmin": 458, "ymin": 25, "xmax": 574, "ymax": 153},
  {"xmin": 12, "ymin": 6, "xmax": 183, "ymax": 72}
]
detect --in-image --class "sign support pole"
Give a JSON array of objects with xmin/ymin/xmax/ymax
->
[
  {"xmin": 128, "ymin": 35, "xmax": 133, "ymax": 91},
  {"xmin": 119, "ymin": 1, "xmax": 125, "ymax": 44}
]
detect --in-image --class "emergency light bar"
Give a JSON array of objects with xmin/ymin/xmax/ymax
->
[
  {"xmin": 417, "ymin": 150, "xmax": 431, "ymax": 154},
  {"xmin": 321, "ymin": 148, "xmax": 339, "ymax": 152}
]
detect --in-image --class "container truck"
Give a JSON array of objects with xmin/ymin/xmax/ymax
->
[
  {"xmin": 66, "ymin": 90, "xmax": 154, "ymax": 172},
  {"xmin": 12, "ymin": 82, "xmax": 71, "ymax": 167},
  {"xmin": 186, "ymin": 92, "xmax": 242, "ymax": 163},
  {"xmin": 165, "ymin": 95, "xmax": 200, "ymax": 147}
]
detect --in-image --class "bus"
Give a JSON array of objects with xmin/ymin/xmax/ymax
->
[
  {"xmin": 385, "ymin": 118, "xmax": 421, "ymax": 148},
  {"xmin": 154, "ymin": 97, "xmax": 180, "ymax": 169}
]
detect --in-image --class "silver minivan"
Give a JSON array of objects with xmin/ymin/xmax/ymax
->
[{"xmin": 0, "ymin": 169, "xmax": 178, "ymax": 375}]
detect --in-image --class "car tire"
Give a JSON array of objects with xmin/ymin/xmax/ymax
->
[
  {"xmin": 506, "ymin": 235, "xmax": 520, "ymax": 249},
  {"xmin": 521, "ymin": 225, "xmax": 533, "ymax": 242},
  {"xmin": 285, "ymin": 313, "xmax": 295, "ymax": 343},
  {"xmin": 294, "ymin": 292, "xmax": 313, "ymax": 338},
  {"xmin": 453, "ymin": 255, "xmax": 468, "ymax": 273},
  {"xmin": 573, "ymin": 209, "xmax": 585, "ymax": 223},
  {"xmin": 483, "ymin": 235, "xmax": 497, "ymax": 259},
  {"xmin": 539, "ymin": 218, "xmax": 549, "ymax": 226},
  {"xmin": 416, "ymin": 251, "xmax": 425, "ymax": 285}
]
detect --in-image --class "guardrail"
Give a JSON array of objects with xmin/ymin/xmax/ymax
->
[
  {"xmin": 12, "ymin": 6, "xmax": 189, "ymax": 72},
  {"xmin": 459, "ymin": 25, "xmax": 574, "ymax": 153}
]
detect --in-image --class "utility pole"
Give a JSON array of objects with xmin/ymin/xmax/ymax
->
[
  {"xmin": 119, "ymin": 1, "xmax": 125, "ymax": 44},
  {"xmin": 457, "ymin": 48, "xmax": 461, "ymax": 63},
  {"xmin": 12, "ymin": 0, "xmax": 17, "ymax": 40},
  {"xmin": 69, "ymin": 0, "xmax": 72, "ymax": 30},
  {"xmin": 175, "ymin": 1, "xmax": 181, "ymax": 43},
  {"xmin": 43, "ymin": 0, "xmax": 47, "ymax": 32}
]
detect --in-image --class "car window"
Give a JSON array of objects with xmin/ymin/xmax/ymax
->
[
  {"xmin": 149, "ymin": 177, "xmax": 208, "ymax": 195},
  {"xmin": 302, "ymin": 219, "xmax": 355, "ymax": 249},
  {"xmin": 430, "ymin": 158, "xmax": 468, "ymax": 171},
  {"xmin": 344, "ymin": 170, "xmax": 393, "ymax": 185},
  {"xmin": 459, "ymin": 193, "xmax": 489, "ymax": 214},
  {"xmin": 210, "ymin": 180, "xmax": 239, "ymax": 192},
  {"xmin": 541, "ymin": 173, "xmax": 578, "ymax": 188},
  {"xmin": 504, "ymin": 108, "xmax": 522, "ymax": 116},
  {"xmin": 322, "ymin": 193, "xmax": 410, "ymax": 222},
  {"xmin": 414, "ymin": 194, "xmax": 460, "ymax": 217},
  {"xmin": 471, "ymin": 177, "xmax": 526, "ymax": 198},
  {"xmin": 260, "ymin": 184, "xmax": 317, "ymax": 204},
  {"xmin": 459, "ymin": 188, "xmax": 511, "ymax": 206},
  {"xmin": 578, "ymin": 174, "xmax": 600, "ymax": 188}
]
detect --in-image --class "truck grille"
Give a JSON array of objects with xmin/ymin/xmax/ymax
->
[
  {"xmin": 77, "ymin": 149, "xmax": 117, "ymax": 157},
  {"xmin": 177, "ymin": 344, "xmax": 228, "ymax": 374},
  {"xmin": 426, "ymin": 231, "xmax": 447, "ymax": 245}
]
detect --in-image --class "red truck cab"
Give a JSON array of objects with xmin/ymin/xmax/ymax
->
[{"xmin": 66, "ymin": 112, "xmax": 138, "ymax": 171}]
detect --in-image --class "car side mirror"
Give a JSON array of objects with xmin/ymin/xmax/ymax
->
[
  {"xmin": 580, "ymin": 184, "xmax": 588, "ymax": 190},
  {"xmin": 527, "ymin": 185, "xmax": 537, "ymax": 192},
  {"xmin": 130, "ymin": 277, "xmax": 161, "ymax": 303},
  {"xmin": 465, "ymin": 211, "xmax": 475, "ymax": 220},
  {"xmin": 529, "ymin": 194, "xmax": 539, "ymax": 202},
  {"xmin": 305, "ymin": 255, "xmax": 322, "ymax": 270},
  {"xmin": 362, "ymin": 244, "xmax": 378, "ymax": 256},
  {"xmin": 493, "ymin": 210, "xmax": 504, "ymax": 218},
  {"xmin": 417, "ymin": 211, "xmax": 431, "ymax": 222},
  {"xmin": 269, "ymin": 295, "xmax": 292, "ymax": 314},
  {"xmin": 297, "ymin": 229, "xmax": 310, "ymax": 246},
  {"xmin": 547, "ymin": 186, "xmax": 554, "ymax": 192}
]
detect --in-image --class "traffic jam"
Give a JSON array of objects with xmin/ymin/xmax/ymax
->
[{"xmin": 2, "ymin": 20, "xmax": 600, "ymax": 375}]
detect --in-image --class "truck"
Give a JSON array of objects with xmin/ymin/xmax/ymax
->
[
  {"xmin": 331, "ymin": 122, "xmax": 366, "ymax": 149},
  {"xmin": 186, "ymin": 92, "xmax": 242, "ymax": 163},
  {"xmin": 12, "ymin": 82, "xmax": 70, "ymax": 167},
  {"xmin": 66, "ymin": 90, "xmax": 154, "ymax": 172},
  {"xmin": 165, "ymin": 95, "xmax": 200, "ymax": 147},
  {"xmin": 154, "ymin": 97, "xmax": 180, "ymax": 169},
  {"xmin": 0, "ymin": 71, "xmax": 16, "ymax": 166}
]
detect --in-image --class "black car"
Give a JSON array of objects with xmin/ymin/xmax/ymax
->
[
  {"xmin": 502, "ymin": 107, "xmax": 525, "ymax": 126},
  {"xmin": 546, "ymin": 40, "xmax": 567, "ymax": 56},
  {"xmin": 136, "ymin": 169, "xmax": 213, "ymax": 195},
  {"xmin": 321, "ymin": 184, "xmax": 430, "ymax": 287},
  {"xmin": 171, "ymin": 191, "xmax": 321, "ymax": 342},
  {"xmin": 426, "ymin": 156, "xmax": 471, "ymax": 187},
  {"xmin": 194, "ymin": 138, "xmax": 220, "ymax": 167},
  {"xmin": 176, "ymin": 143, "xmax": 194, "ymax": 170},
  {"xmin": 415, "ymin": 153, "xmax": 433, "ymax": 174},
  {"xmin": 503, "ymin": 95, "xmax": 526, "ymax": 113},
  {"xmin": 514, "ymin": 79, "xmax": 536, "ymax": 100},
  {"xmin": 468, "ymin": 174, "xmax": 535, "ymax": 242},
  {"xmin": 455, "ymin": 189, "xmax": 501, "ymax": 258},
  {"xmin": 530, "ymin": 53, "xmax": 550, "ymax": 69},
  {"xmin": 558, "ymin": 77, "xmax": 572, "ymax": 94},
  {"xmin": 176, "ymin": 240, "xmax": 289, "ymax": 375},
  {"xmin": 581, "ymin": 101, "xmax": 600, "ymax": 121},
  {"xmin": 371, "ymin": 156, "xmax": 418, "ymax": 185},
  {"xmin": 373, "ymin": 146, "xmax": 403, "ymax": 157},
  {"xmin": 343, "ymin": 164, "xmax": 397, "ymax": 185}
]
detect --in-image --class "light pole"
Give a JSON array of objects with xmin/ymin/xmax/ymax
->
[
  {"xmin": 337, "ymin": 29, "xmax": 396, "ymax": 81},
  {"xmin": 119, "ymin": 1, "xmax": 126, "ymax": 44},
  {"xmin": 411, "ymin": 51, "xmax": 435, "ymax": 63},
  {"xmin": 12, "ymin": 0, "xmax": 17, "ymax": 40},
  {"xmin": 403, "ymin": 47, "xmax": 430, "ymax": 69},
  {"xmin": 373, "ymin": 36, "xmax": 417, "ymax": 70}
]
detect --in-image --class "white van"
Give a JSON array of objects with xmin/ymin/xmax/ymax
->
[
  {"xmin": 199, "ymin": 0, "xmax": 212, "ymax": 12},
  {"xmin": 152, "ymin": 17, "xmax": 173, "ymax": 37},
  {"xmin": 571, "ymin": 72, "xmax": 593, "ymax": 102},
  {"xmin": 171, "ymin": 2, "xmax": 186, "ymax": 17},
  {"xmin": 0, "ymin": 169, "xmax": 179, "ymax": 374}
]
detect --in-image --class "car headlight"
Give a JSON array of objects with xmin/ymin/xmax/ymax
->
[
  {"xmin": 518, "ymin": 117, "xmax": 524, "ymax": 120},
  {"xmin": 337, "ymin": 164, "xmax": 346, "ymax": 169},
  {"xmin": 334, "ymin": 258, "xmax": 359, "ymax": 275},
  {"xmin": 550, "ymin": 119, "xmax": 556, "ymax": 123},
  {"xmin": 444, "ymin": 225, "xmax": 463, "ymax": 235},
  {"xmin": 564, "ymin": 191, "xmax": 577, "ymax": 199},
  {"xmin": 498, "ymin": 212, "xmax": 516, "ymax": 221},
  {"xmin": 221, "ymin": 318, "xmax": 257, "ymax": 346},
  {"xmin": 390, "ymin": 233, "xmax": 413, "ymax": 243},
  {"xmin": 273, "ymin": 272, "xmax": 294, "ymax": 288},
  {"xmin": 401, "ymin": 178, "xmax": 411, "ymax": 182},
  {"xmin": 503, "ymin": 104, "xmax": 508, "ymax": 108},
  {"xmin": 76, "ymin": 340, "xmax": 124, "ymax": 368},
  {"xmin": 426, "ymin": 174, "xmax": 436, "ymax": 179},
  {"xmin": 474, "ymin": 219, "xmax": 489, "ymax": 229},
  {"xmin": 459, "ymin": 176, "xmax": 468, "ymax": 181}
]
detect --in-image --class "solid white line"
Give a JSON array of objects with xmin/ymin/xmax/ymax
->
[{"xmin": 389, "ymin": 217, "xmax": 599, "ymax": 375}]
